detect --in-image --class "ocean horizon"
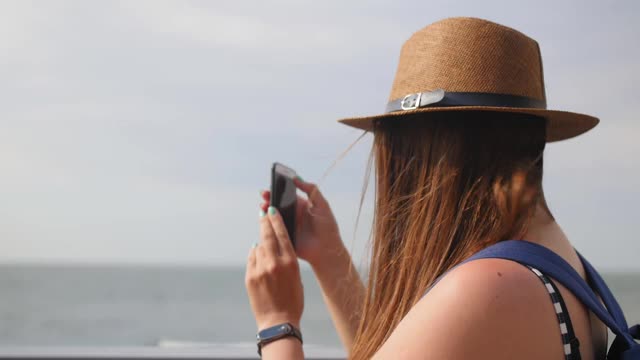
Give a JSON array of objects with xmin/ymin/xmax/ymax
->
[{"xmin": 0, "ymin": 264, "xmax": 637, "ymax": 348}]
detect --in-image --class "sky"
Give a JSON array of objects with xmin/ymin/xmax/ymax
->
[{"xmin": 0, "ymin": 0, "xmax": 638, "ymax": 271}]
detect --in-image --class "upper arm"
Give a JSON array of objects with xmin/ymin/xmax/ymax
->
[{"xmin": 371, "ymin": 259, "xmax": 565, "ymax": 360}]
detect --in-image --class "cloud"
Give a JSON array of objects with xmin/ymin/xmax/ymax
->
[{"xmin": 0, "ymin": 1, "xmax": 638, "ymax": 270}]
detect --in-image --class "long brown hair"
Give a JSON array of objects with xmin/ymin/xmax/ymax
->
[{"xmin": 349, "ymin": 111, "xmax": 550, "ymax": 359}]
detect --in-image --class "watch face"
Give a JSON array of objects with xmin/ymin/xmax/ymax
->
[{"xmin": 258, "ymin": 323, "xmax": 291, "ymax": 341}]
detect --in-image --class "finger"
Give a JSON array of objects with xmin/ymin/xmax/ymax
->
[
  {"xmin": 259, "ymin": 209, "xmax": 280, "ymax": 257},
  {"xmin": 260, "ymin": 190, "xmax": 271, "ymax": 203},
  {"xmin": 293, "ymin": 177, "xmax": 327, "ymax": 207},
  {"xmin": 245, "ymin": 243, "xmax": 258, "ymax": 289},
  {"xmin": 266, "ymin": 206, "xmax": 295, "ymax": 257},
  {"xmin": 247, "ymin": 243, "xmax": 257, "ymax": 269},
  {"xmin": 255, "ymin": 242, "xmax": 266, "ymax": 270}
]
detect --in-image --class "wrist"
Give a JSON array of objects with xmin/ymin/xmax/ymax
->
[
  {"xmin": 257, "ymin": 316, "xmax": 301, "ymax": 331},
  {"xmin": 309, "ymin": 242, "xmax": 351, "ymax": 274}
]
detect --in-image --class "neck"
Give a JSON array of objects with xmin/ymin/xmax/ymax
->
[
  {"xmin": 521, "ymin": 199, "xmax": 586, "ymax": 277},
  {"xmin": 523, "ymin": 201, "xmax": 564, "ymax": 245}
]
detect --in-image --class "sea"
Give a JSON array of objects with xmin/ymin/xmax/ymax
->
[{"xmin": 0, "ymin": 265, "xmax": 637, "ymax": 348}]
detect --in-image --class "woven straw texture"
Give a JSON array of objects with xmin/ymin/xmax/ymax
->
[{"xmin": 338, "ymin": 17, "xmax": 599, "ymax": 142}]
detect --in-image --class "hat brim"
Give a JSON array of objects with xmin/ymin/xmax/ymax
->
[{"xmin": 337, "ymin": 106, "xmax": 599, "ymax": 142}]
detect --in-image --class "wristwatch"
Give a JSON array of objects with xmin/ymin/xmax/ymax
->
[{"xmin": 256, "ymin": 322, "xmax": 303, "ymax": 356}]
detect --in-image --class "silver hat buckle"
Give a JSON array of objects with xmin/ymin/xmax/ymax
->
[{"xmin": 401, "ymin": 93, "xmax": 422, "ymax": 110}]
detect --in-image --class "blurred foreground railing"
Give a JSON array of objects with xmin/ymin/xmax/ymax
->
[{"xmin": 0, "ymin": 344, "xmax": 346, "ymax": 360}]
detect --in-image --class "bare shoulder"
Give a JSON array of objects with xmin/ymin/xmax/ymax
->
[{"xmin": 372, "ymin": 259, "xmax": 565, "ymax": 360}]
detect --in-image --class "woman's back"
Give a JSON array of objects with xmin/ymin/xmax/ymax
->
[{"xmin": 367, "ymin": 201, "xmax": 608, "ymax": 359}]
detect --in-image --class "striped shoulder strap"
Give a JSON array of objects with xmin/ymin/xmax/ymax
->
[
  {"xmin": 526, "ymin": 265, "xmax": 581, "ymax": 360},
  {"xmin": 461, "ymin": 240, "xmax": 639, "ymax": 359}
]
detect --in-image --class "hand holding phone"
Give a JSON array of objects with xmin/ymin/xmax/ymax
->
[{"xmin": 270, "ymin": 162, "xmax": 297, "ymax": 247}]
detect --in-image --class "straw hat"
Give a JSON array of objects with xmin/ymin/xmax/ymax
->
[{"xmin": 338, "ymin": 17, "xmax": 599, "ymax": 142}]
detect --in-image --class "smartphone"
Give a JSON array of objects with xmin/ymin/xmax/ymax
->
[{"xmin": 270, "ymin": 162, "xmax": 297, "ymax": 247}]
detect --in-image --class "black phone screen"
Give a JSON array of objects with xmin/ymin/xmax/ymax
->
[{"xmin": 270, "ymin": 162, "xmax": 297, "ymax": 247}]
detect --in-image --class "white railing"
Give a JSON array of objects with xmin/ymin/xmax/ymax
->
[{"xmin": 0, "ymin": 344, "xmax": 347, "ymax": 359}]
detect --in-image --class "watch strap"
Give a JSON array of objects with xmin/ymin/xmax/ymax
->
[{"xmin": 256, "ymin": 322, "xmax": 303, "ymax": 356}]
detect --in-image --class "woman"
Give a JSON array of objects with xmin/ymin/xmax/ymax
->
[{"xmin": 245, "ymin": 17, "xmax": 610, "ymax": 359}]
